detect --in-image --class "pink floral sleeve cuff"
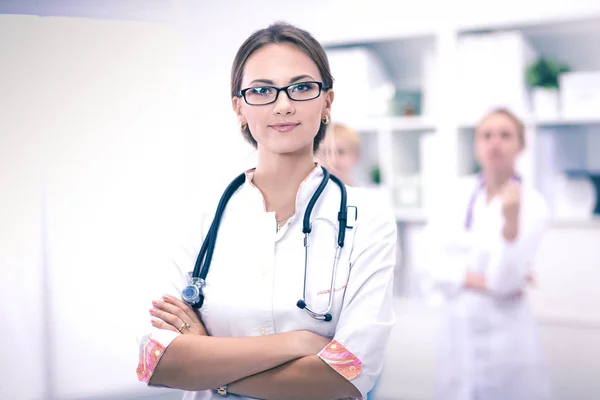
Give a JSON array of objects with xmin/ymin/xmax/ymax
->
[
  {"xmin": 136, "ymin": 336, "xmax": 167, "ymax": 383},
  {"xmin": 318, "ymin": 339, "xmax": 363, "ymax": 381}
]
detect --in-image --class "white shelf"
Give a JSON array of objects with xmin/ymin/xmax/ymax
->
[
  {"xmin": 349, "ymin": 115, "xmax": 436, "ymax": 133},
  {"xmin": 388, "ymin": 116, "xmax": 436, "ymax": 132},
  {"xmin": 535, "ymin": 117, "xmax": 600, "ymax": 128},
  {"xmin": 394, "ymin": 212, "xmax": 600, "ymax": 227},
  {"xmin": 455, "ymin": 117, "xmax": 600, "ymax": 131},
  {"xmin": 395, "ymin": 207, "xmax": 428, "ymax": 223},
  {"xmin": 550, "ymin": 216, "xmax": 600, "ymax": 229}
]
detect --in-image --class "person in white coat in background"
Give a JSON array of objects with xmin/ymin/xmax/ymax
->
[
  {"xmin": 134, "ymin": 22, "xmax": 397, "ymax": 400},
  {"xmin": 318, "ymin": 122, "xmax": 383, "ymax": 400},
  {"xmin": 421, "ymin": 107, "xmax": 552, "ymax": 400}
]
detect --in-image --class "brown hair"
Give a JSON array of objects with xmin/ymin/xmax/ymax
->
[
  {"xmin": 230, "ymin": 21, "xmax": 334, "ymax": 152},
  {"xmin": 477, "ymin": 107, "xmax": 526, "ymax": 147}
]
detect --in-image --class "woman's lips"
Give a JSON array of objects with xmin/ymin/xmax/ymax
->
[{"xmin": 269, "ymin": 123, "xmax": 300, "ymax": 133}]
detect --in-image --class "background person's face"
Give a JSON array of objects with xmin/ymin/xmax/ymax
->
[{"xmin": 474, "ymin": 112, "xmax": 523, "ymax": 174}]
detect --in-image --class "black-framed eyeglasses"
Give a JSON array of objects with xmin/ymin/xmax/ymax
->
[{"xmin": 237, "ymin": 81, "xmax": 329, "ymax": 106}]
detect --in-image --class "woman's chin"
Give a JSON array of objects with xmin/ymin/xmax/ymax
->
[{"xmin": 264, "ymin": 141, "xmax": 314, "ymax": 157}]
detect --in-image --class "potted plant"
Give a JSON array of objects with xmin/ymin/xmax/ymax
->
[
  {"xmin": 526, "ymin": 57, "xmax": 570, "ymax": 119},
  {"xmin": 370, "ymin": 165, "xmax": 381, "ymax": 185}
]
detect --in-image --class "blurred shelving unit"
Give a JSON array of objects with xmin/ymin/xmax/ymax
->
[
  {"xmin": 322, "ymin": 14, "xmax": 600, "ymax": 310},
  {"xmin": 323, "ymin": 34, "xmax": 438, "ymax": 225},
  {"xmin": 322, "ymin": 14, "xmax": 600, "ymax": 226}
]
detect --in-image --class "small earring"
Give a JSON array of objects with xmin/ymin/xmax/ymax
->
[
  {"xmin": 241, "ymin": 122, "xmax": 247, "ymax": 130},
  {"xmin": 322, "ymin": 116, "xmax": 329, "ymax": 125}
]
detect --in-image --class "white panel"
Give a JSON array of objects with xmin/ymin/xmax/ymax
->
[
  {"xmin": 530, "ymin": 227, "xmax": 600, "ymax": 323},
  {"xmin": 0, "ymin": 14, "xmax": 48, "ymax": 400},
  {"xmin": 36, "ymin": 17, "xmax": 194, "ymax": 398},
  {"xmin": 457, "ymin": 30, "xmax": 537, "ymax": 126}
]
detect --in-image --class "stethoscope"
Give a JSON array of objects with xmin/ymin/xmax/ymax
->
[
  {"xmin": 464, "ymin": 174, "xmax": 521, "ymax": 230},
  {"xmin": 181, "ymin": 166, "xmax": 353, "ymax": 322}
]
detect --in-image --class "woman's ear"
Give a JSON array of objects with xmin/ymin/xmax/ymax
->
[
  {"xmin": 232, "ymin": 97, "xmax": 247, "ymax": 126},
  {"xmin": 232, "ymin": 96, "xmax": 242, "ymax": 115},
  {"xmin": 323, "ymin": 89, "xmax": 334, "ymax": 117}
]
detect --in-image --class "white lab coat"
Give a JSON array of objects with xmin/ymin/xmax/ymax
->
[
  {"xmin": 421, "ymin": 175, "xmax": 552, "ymax": 400},
  {"xmin": 136, "ymin": 165, "xmax": 398, "ymax": 400}
]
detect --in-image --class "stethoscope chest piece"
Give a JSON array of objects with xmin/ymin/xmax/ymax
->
[{"xmin": 182, "ymin": 273, "xmax": 205, "ymax": 309}]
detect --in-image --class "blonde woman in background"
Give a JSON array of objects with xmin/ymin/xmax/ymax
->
[
  {"xmin": 319, "ymin": 122, "xmax": 383, "ymax": 400},
  {"xmin": 318, "ymin": 122, "xmax": 362, "ymax": 186},
  {"xmin": 421, "ymin": 108, "xmax": 551, "ymax": 400}
]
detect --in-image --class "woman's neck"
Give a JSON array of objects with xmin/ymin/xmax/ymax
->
[
  {"xmin": 484, "ymin": 169, "xmax": 514, "ymax": 200},
  {"xmin": 251, "ymin": 150, "xmax": 316, "ymax": 214},
  {"xmin": 335, "ymin": 171, "xmax": 352, "ymax": 187}
]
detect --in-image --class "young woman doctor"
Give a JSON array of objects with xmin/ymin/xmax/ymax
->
[
  {"xmin": 422, "ymin": 108, "xmax": 551, "ymax": 400},
  {"xmin": 135, "ymin": 22, "xmax": 397, "ymax": 400}
]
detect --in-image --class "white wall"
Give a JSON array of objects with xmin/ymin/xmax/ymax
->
[
  {"xmin": 40, "ymin": 17, "xmax": 191, "ymax": 398},
  {"xmin": 0, "ymin": 13, "xmax": 212, "ymax": 400},
  {"xmin": 0, "ymin": 14, "xmax": 48, "ymax": 400}
]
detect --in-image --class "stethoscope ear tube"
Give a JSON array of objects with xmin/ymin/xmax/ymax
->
[
  {"xmin": 194, "ymin": 172, "xmax": 247, "ymax": 280},
  {"xmin": 303, "ymin": 168, "xmax": 330, "ymax": 234},
  {"xmin": 186, "ymin": 172, "xmax": 247, "ymax": 308}
]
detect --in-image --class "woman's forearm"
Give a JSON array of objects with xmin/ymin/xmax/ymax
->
[
  {"xmin": 464, "ymin": 271, "xmax": 531, "ymax": 299},
  {"xmin": 149, "ymin": 331, "xmax": 314, "ymax": 391},
  {"xmin": 228, "ymin": 355, "xmax": 362, "ymax": 400}
]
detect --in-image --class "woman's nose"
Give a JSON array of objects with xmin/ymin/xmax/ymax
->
[{"xmin": 273, "ymin": 91, "xmax": 295, "ymax": 115}]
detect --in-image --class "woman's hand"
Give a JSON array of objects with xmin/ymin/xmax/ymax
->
[
  {"xmin": 511, "ymin": 272, "xmax": 537, "ymax": 299},
  {"xmin": 464, "ymin": 271, "xmax": 487, "ymax": 291},
  {"xmin": 465, "ymin": 271, "xmax": 536, "ymax": 298},
  {"xmin": 500, "ymin": 180, "xmax": 521, "ymax": 221},
  {"xmin": 500, "ymin": 181, "xmax": 521, "ymax": 240},
  {"xmin": 150, "ymin": 295, "xmax": 207, "ymax": 336}
]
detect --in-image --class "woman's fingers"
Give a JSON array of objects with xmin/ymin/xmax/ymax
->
[
  {"xmin": 150, "ymin": 297, "xmax": 206, "ymax": 335},
  {"xmin": 150, "ymin": 317, "xmax": 179, "ymax": 333},
  {"xmin": 150, "ymin": 301, "xmax": 185, "ymax": 329},
  {"xmin": 152, "ymin": 299, "xmax": 188, "ymax": 323},
  {"xmin": 162, "ymin": 295, "xmax": 201, "ymax": 323}
]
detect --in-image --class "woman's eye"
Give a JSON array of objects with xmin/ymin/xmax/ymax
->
[
  {"xmin": 251, "ymin": 87, "xmax": 272, "ymax": 96},
  {"xmin": 291, "ymin": 83, "xmax": 312, "ymax": 92}
]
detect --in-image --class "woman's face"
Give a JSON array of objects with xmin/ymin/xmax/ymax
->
[
  {"xmin": 232, "ymin": 42, "xmax": 333, "ymax": 156},
  {"xmin": 474, "ymin": 112, "xmax": 523, "ymax": 174},
  {"xmin": 319, "ymin": 137, "xmax": 359, "ymax": 178}
]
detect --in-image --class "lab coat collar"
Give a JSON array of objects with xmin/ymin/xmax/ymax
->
[{"xmin": 242, "ymin": 163, "xmax": 324, "ymax": 216}]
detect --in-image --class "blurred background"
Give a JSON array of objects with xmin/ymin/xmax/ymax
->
[{"xmin": 1, "ymin": 1, "xmax": 599, "ymax": 399}]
